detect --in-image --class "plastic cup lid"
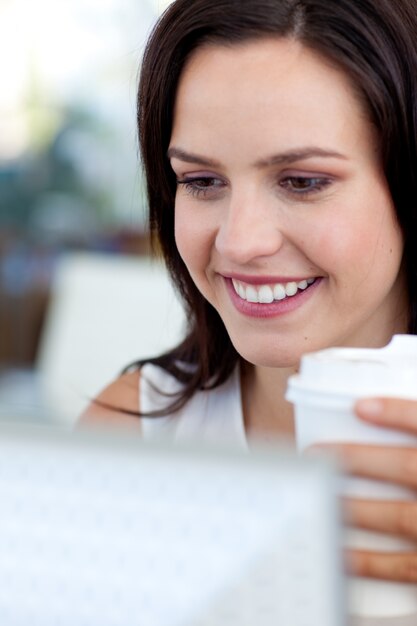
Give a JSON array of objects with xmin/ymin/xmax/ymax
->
[{"xmin": 286, "ymin": 334, "xmax": 417, "ymax": 401}]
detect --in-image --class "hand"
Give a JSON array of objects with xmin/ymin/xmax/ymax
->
[{"xmin": 321, "ymin": 397, "xmax": 417, "ymax": 583}]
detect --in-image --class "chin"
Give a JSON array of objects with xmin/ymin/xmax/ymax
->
[{"xmin": 231, "ymin": 339, "xmax": 305, "ymax": 369}]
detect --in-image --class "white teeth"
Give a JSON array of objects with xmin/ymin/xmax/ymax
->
[
  {"xmin": 285, "ymin": 282, "xmax": 298, "ymax": 297},
  {"xmin": 273, "ymin": 284, "xmax": 286, "ymax": 300},
  {"xmin": 232, "ymin": 277, "xmax": 316, "ymax": 303},
  {"xmin": 233, "ymin": 279, "xmax": 247, "ymax": 300},
  {"xmin": 258, "ymin": 285, "xmax": 274, "ymax": 303},
  {"xmin": 246, "ymin": 285, "xmax": 259, "ymax": 303}
]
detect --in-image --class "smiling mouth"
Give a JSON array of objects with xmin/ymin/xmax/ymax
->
[{"xmin": 231, "ymin": 278, "xmax": 316, "ymax": 303}]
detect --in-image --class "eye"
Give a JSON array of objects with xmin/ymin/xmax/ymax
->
[
  {"xmin": 279, "ymin": 175, "xmax": 332, "ymax": 195},
  {"xmin": 176, "ymin": 176, "xmax": 225, "ymax": 199}
]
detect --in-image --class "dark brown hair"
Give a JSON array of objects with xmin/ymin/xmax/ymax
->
[{"xmin": 133, "ymin": 0, "xmax": 417, "ymax": 415}]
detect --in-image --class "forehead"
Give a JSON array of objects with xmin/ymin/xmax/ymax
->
[{"xmin": 170, "ymin": 37, "xmax": 374, "ymax": 159}]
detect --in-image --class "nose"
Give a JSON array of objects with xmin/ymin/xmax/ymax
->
[{"xmin": 215, "ymin": 189, "xmax": 285, "ymax": 265}]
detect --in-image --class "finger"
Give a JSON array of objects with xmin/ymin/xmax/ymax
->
[
  {"xmin": 317, "ymin": 442, "xmax": 417, "ymax": 490},
  {"xmin": 347, "ymin": 549, "xmax": 417, "ymax": 583},
  {"xmin": 355, "ymin": 397, "xmax": 417, "ymax": 434},
  {"xmin": 344, "ymin": 497, "xmax": 417, "ymax": 541}
]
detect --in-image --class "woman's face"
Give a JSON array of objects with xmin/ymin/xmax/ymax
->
[{"xmin": 169, "ymin": 38, "xmax": 407, "ymax": 368}]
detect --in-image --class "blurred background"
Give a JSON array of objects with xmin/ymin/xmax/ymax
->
[{"xmin": 0, "ymin": 0, "xmax": 186, "ymax": 423}]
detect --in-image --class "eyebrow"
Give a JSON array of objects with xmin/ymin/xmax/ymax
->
[{"xmin": 167, "ymin": 146, "xmax": 348, "ymax": 168}]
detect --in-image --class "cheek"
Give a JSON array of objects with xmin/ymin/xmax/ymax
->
[
  {"xmin": 174, "ymin": 204, "xmax": 213, "ymax": 272},
  {"xmin": 174, "ymin": 213, "xmax": 195, "ymax": 271},
  {"xmin": 311, "ymin": 206, "xmax": 403, "ymax": 285},
  {"xmin": 174, "ymin": 205, "xmax": 220, "ymax": 306},
  {"xmin": 301, "ymin": 218, "xmax": 361, "ymax": 273}
]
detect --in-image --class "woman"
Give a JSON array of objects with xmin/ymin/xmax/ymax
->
[{"xmin": 82, "ymin": 0, "xmax": 417, "ymax": 589}]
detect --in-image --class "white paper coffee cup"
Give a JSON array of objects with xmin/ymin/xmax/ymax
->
[{"xmin": 286, "ymin": 335, "xmax": 417, "ymax": 618}]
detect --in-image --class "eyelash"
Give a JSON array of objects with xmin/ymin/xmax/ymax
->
[
  {"xmin": 280, "ymin": 176, "xmax": 332, "ymax": 195},
  {"xmin": 176, "ymin": 176, "xmax": 332, "ymax": 199},
  {"xmin": 176, "ymin": 177, "xmax": 224, "ymax": 199}
]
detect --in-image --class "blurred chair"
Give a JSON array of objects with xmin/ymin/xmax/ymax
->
[{"xmin": 1, "ymin": 252, "xmax": 186, "ymax": 424}]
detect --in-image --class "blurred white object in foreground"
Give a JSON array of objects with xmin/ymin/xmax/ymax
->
[{"xmin": 0, "ymin": 423, "xmax": 345, "ymax": 626}]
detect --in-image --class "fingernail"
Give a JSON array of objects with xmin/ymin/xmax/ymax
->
[{"xmin": 355, "ymin": 398, "xmax": 383, "ymax": 418}]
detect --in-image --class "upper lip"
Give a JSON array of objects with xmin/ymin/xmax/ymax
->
[{"xmin": 223, "ymin": 273, "xmax": 316, "ymax": 285}]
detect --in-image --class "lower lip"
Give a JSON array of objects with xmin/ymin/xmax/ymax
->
[{"xmin": 225, "ymin": 278, "xmax": 322, "ymax": 318}]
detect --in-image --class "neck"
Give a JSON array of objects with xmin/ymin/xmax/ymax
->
[{"xmin": 240, "ymin": 362, "xmax": 296, "ymax": 442}]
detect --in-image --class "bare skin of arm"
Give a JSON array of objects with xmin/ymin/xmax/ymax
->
[{"xmin": 79, "ymin": 370, "xmax": 142, "ymax": 431}]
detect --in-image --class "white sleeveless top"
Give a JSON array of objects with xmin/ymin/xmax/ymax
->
[{"xmin": 140, "ymin": 363, "xmax": 248, "ymax": 449}]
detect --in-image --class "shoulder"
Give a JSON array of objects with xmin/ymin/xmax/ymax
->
[{"xmin": 79, "ymin": 369, "xmax": 141, "ymax": 430}]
